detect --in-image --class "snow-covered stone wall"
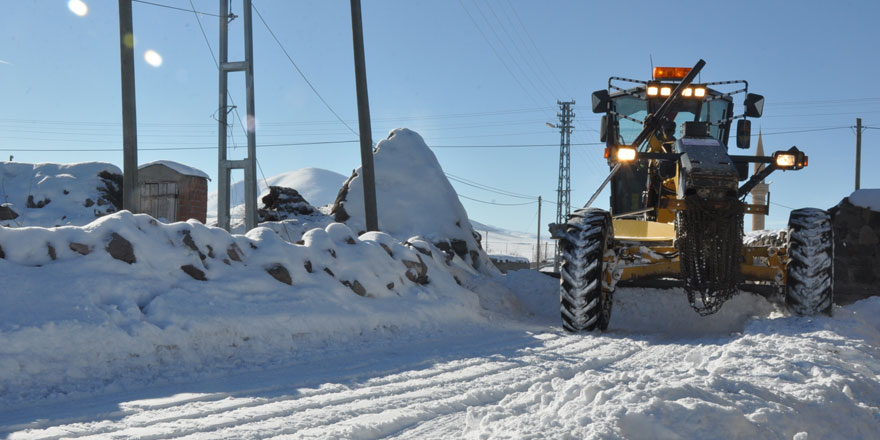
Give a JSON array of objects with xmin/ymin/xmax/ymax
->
[{"xmin": 0, "ymin": 161, "xmax": 122, "ymax": 227}]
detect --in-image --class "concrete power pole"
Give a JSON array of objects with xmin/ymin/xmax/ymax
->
[
  {"xmin": 217, "ymin": 0, "xmax": 258, "ymax": 232},
  {"xmin": 536, "ymin": 195, "xmax": 542, "ymax": 268},
  {"xmin": 349, "ymin": 0, "xmax": 379, "ymax": 232},
  {"xmin": 554, "ymin": 100, "xmax": 574, "ymax": 271},
  {"xmin": 856, "ymin": 118, "xmax": 862, "ymax": 191},
  {"xmin": 118, "ymin": 0, "xmax": 138, "ymax": 213}
]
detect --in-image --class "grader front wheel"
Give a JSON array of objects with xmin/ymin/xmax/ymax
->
[{"xmin": 558, "ymin": 209, "xmax": 614, "ymax": 332}]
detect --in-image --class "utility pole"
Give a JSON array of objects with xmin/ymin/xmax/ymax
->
[
  {"xmin": 350, "ymin": 0, "xmax": 379, "ymax": 232},
  {"xmin": 856, "ymin": 118, "xmax": 862, "ymax": 191},
  {"xmin": 217, "ymin": 0, "xmax": 258, "ymax": 231},
  {"xmin": 536, "ymin": 195, "xmax": 542, "ymax": 268},
  {"xmin": 118, "ymin": 0, "xmax": 138, "ymax": 213},
  {"xmin": 554, "ymin": 100, "xmax": 575, "ymax": 272}
]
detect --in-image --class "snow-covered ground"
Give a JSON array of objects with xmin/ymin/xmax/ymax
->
[{"xmin": 3, "ymin": 285, "xmax": 878, "ymax": 439}]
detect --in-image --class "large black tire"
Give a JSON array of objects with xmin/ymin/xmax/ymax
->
[
  {"xmin": 557, "ymin": 208, "xmax": 614, "ymax": 332},
  {"xmin": 785, "ymin": 208, "xmax": 834, "ymax": 316}
]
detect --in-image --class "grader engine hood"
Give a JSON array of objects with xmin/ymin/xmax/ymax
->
[{"xmin": 675, "ymin": 138, "xmax": 739, "ymax": 200}]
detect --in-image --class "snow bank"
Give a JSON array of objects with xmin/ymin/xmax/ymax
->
[
  {"xmin": 0, "ymin": 161, "xmax": 121, "ymax": 227},
  {"xmin": 0, "ymin": 211, "xmax": 501, "ymax": 407},
  {"xmin": 331, "ymin": 129, "xmax": 495, "ymax": 273}
]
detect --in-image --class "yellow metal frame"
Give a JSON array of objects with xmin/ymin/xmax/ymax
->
[
  {"xmin": 607, "ymin": 244, "xmax": 787, "ymax": 286},
  {"xmin": 612, "ymin": 219, "xmax": 675, "ymax": 242}
]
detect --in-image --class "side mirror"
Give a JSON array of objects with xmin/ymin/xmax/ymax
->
[
  {"xmin": 599, "ymin": 115, "xmax": 607, "ymax": 142},
  {"xmin": 592, "ymin": 89, "xmax": 610, "ymax": 113},
  {"xmin": 744, "ymin": 93, "xmax": 764, "ymax": 118},
  {"xmin": 736, "ymin": 119, "xmax": 751, "ymax": 149}
]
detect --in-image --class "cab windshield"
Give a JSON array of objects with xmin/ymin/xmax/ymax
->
[{"xmin": 612, "ymin": 92, "xmax": 731, "ymax": 146}]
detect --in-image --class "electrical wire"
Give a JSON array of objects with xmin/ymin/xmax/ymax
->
[
  {"xmin": 251, "ymin": 2, "xmax": 361, "ymax": 139},
  {"xmin": 132, "ymin": 0, "xmax": 220, "ymax": 17},
  {"xmin": 0, "ymin": 140, "xmax": 359, "ymax": 152},
  {"xmin": 457, "ymin": 194, "xmax": 537, "ymax": 206},
  {"xmin": 445, "ymin": 173, "xmax": 538, "ymax": 200}
]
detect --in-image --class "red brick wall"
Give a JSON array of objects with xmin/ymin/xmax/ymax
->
[{"xmin": 177, "ymin": 177, "xmax": 207, "ymax": 223}]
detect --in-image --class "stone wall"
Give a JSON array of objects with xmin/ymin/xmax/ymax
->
[{"xmin": 829, "ymin": 198, "xmax": 880, "ymax": 304}]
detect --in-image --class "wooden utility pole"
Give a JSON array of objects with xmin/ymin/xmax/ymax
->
[
  {"xmin": 536, "ymin": 196, "xmax": 542, "ymax": 268},
  {"xmin": 349, "ymin": 0, "xmax": 378, "ymax": 232},
  {"xmin": 118, "ymin": 0, "xmax": 138, "ymax": 212},
  {"xmin": 856, "ymin": 118, "xmax": 862, "ymax": 191}
]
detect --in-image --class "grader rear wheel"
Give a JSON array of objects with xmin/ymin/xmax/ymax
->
[{"xmin": 785, "ymin": 208, "xmax": 834, "ymax": 316}]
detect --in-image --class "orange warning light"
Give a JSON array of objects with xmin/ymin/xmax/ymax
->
[{"xmin": 653, "ymin": 67, "xmax": 691, "ymax": 80}]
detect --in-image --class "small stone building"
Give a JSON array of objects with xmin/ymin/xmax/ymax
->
[
  {"xmin": 137, "ymin": 161, "xmax": 210, "ymax": 223},
  {"xmin": 829, "ymin": 190, "xmax": 880, "ymax": 304}
]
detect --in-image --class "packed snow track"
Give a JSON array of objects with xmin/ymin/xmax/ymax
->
[{"xmin": 4, "ymin": 289, "xmax": 879, "ymax": 440}]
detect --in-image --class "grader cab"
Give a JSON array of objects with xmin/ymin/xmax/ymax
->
[{"xmin": 550, "ymin": 60, "xmax": 833, "ymax": 332}]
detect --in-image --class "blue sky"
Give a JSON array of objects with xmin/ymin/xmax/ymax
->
[{"xmin": 1, "ymin": 0, "xmax": 878, "ymax": 233}]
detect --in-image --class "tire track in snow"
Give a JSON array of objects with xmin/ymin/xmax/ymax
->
[
  {"xmin": 10, "ymin": 332, "xmax": 639, "ymax": 440},
  {"xmin": 164, "ymin": 340, "xmax": 640, "ymax": 439}
]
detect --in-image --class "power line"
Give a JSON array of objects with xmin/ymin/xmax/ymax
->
[
  {"xmin": 458, "ymin": 0, "xmax": 545, "ymax": 111},
  {"xmin": 251, "ymin": 2, "xmax": 361, "ymax": 139},
  {"xmin": 457, "ymin": 193, "xmax": 537, "ymax": 206},
  {"xmin": 756, "ymin": 126, "xmax": 850, "ymax": 136},
  {"xmin": 431, "ymin": 142, "xmax": 602, "ymax": 148},
  {"xmin": 132, "ymin": 0, "xmax": 220, "ymax": 17},
  {"xmin": 0, "ymin": 140, "xmax": 359, "ymax": 152},
  {"xmin": 445, "ymin": 173, "xmax": 539, "ymax": 200}
]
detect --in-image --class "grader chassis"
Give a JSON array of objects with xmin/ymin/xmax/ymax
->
[{"xmin": 550, "ymin": 60, "xmax": 834, "ymax": 332}]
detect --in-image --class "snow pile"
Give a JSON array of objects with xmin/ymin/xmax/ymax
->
[
  {"xmin": 331, "ymin": 129, "xmax": 494, "ymax": 272},
  {"xmin": 138, "ymin": 160, "xmax": 210, "ymax": 180},
  {"xmin": 0, "ymin": 161, "xmax": 121, "ymax": 227},
  {"xmin": 848, "ymin": 188, "xmax": 880, "ymax": 211},
  {"xmin": 0, "ymin": 211, "xmax": 505, "ymax": 406}
]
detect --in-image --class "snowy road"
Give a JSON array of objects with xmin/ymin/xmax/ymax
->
[{"xmin": 5, "ymin": 290, "xmax": 879, "ymax": 439}]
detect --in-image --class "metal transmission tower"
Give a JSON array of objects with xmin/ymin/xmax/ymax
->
[
  {"xmin": 217, "ymin": 0, "xmax": 258, "ymax": 232},
  {"xmin": 553, "ymin": 100, "xmax": 575, "ymax": 271}
]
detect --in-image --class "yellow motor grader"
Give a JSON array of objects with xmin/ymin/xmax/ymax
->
[{"xmin": 550, "ymin": 60, "xmax": 833, "ymax": 332}]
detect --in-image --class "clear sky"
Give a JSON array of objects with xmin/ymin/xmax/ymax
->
[{"xmin": 2, "ymin": 0, "xmax": 878, "ymax": 234}]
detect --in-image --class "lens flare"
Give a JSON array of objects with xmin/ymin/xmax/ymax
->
[
  {"xmin": 68, "ymin": 0, "xmax": 88, "ymax": 17},
  {"xmin": 144, "ymin": 50, "xmax": 163, "ymax": 67}
]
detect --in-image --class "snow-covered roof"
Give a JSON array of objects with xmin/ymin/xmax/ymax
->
[
  {"xmin": 848, "ymin": 189, "xmax": 880, "ymax": 211},
  {"xmin": 139, "ymin": 160, "xmax": 211, "ymax": 181}
]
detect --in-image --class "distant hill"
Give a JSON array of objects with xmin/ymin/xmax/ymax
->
[{"xmin": 207, "ymin": 167, "xmax": 347, "ymax": 224}]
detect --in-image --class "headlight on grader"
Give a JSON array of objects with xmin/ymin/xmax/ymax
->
[
  {"xmin": 773, "ymin": 147, "xmax": 808, "ymax": 170},
  {"xmin": 616, "ymin": 146, "xmax": 638, "ymax": 162}
]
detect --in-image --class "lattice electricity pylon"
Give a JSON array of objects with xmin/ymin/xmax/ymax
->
[{"xmin": 554, "ymin": 100, "xmax": 574, "ymax": 272}]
